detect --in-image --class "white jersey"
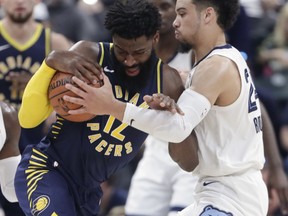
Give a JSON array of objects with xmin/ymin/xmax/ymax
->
[
  {"xmin": 0, "ymin": 106, "xmax": 6, "ymax": 151},
  {"xmin": 188, "ymin": 45, "xmax": 265, "ymax": 177},
  {"xmin": 168, "ymin": 50, "xmax": 192, "ymax": 73}
]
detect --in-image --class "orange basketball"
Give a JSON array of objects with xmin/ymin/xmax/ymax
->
[{"xmin": 48, "ymin": 71, "xmax": 96, "ymax": 122}]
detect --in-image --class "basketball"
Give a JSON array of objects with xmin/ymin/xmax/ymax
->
[{"xmin": 48, "ymin": 71, "xmax": 96, "ymax": 122}]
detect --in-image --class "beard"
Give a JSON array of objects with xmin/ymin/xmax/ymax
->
[
  {"xmin": 178, "ymin": 42, "xmax": 192, "ymax": 53},
  {"xmin": 112, "ymin": 50, "xmax": 155, "ymax": 94},
  {"xmin": 8, "ymin": 11, "xmax": 33, "ymax": 24}
]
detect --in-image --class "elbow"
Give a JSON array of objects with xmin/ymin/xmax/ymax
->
[
  {"xmin": 169, "ymin": 152, "xmax": 197, "ymax": 172},
  {"xmin": 178, "ymin": 162, "xmax": 198, "ymax": 172},
  {"xmin": 18, "ymin": 111, "xmax": 35, "ymax": 128},
  {"xmin": 167, "ymin": 130, "xmax": 192, "ymax": 143}
]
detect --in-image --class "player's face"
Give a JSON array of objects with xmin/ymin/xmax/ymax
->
[
  {"xmin": 173, "ymin": 0, "xmax": 201, "ymax": 47},
  {"xmin": 149, "ymin": 0, "xmax": 176, "ymax": 34},
  {"xmin": 112, "ymin": 34, "xmax": 158, "ymax": 92},
  {"xmin": 113, "ymin": 34, "xmax": 157, "ymax": 77},
  {"xmin": 1, "ymin": 0, "xmax": 38, "ymax": 23}
]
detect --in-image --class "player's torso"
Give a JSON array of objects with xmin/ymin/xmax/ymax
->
[
  {"xmin": 0, "ymin": 22, "xmax": 50, "ymax": 109},
  {"xmin": 188, "ymin": 45, "xmax": 265, "ymax": 177},
  {"xmin": 46, "ymin": 42, "xmax": 164, "ymax": 184}
]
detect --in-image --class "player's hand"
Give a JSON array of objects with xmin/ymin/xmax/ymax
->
[
  {"xmin": 268, "ymin": 167, "xmax": 288, "ymax": 215},
  {"xmin": 143, "ymin": 93, "xmax": 184, "ymax": 115},
  {"xmin": 63, "ymin": 74, "xmax": 115, "ymax": 116},
  {"xmin": 45, "ymin": 50, "xmax": 103, "ymax": 85}
]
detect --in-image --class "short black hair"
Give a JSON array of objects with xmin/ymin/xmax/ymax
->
[
  {"xmin": 105, "ymin": 0, "xmax": 161, "ymax": 39},
  {"xmin": 193, "ymin": 0, "xmax": 240, "ymax": 31}
]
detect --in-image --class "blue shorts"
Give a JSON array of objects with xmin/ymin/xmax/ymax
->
[{"xmin": 14, "ymin": 144, "xmax": 102, "ymax": 216}]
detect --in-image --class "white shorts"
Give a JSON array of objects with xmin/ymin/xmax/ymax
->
[
  {"xmin": 125, "ymin": 136, "xmax": 198, "ymax": 216},
  {"xmin": 178, "ymin": 170, "xmax": 268, "ymax": 216}
]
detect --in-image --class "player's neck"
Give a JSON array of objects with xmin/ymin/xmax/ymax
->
[
  {"xmin": 193, "ymin": 34, "xmax": 226, "ymax": 63},
  {"xmin": 1, "ymin": 18, "xmax": 38, "ymax": 44}
]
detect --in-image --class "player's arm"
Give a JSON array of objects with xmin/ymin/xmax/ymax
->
[
  {"xmin": 162, "ymin": 65, "xmax": 199, "ymax": 171},
  {"xmin": 0, "ymin": 102, "xmax": 21, "ymax": 202},
  {"xmin": 261, "ymin": 101, "xmax": 288, "ymax": 214},
  {"xmin": 19, "ymin": 61, "xmax": 56, "ymax": 128},
  {"xmin": 19, "ymin": 41, "xmax": 103, "ymax": 128},
  {"xmin": 63, "ymin": 56, "xmax": 234, "ymax": 142}
]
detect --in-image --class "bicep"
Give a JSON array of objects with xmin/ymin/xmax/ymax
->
[
  {"xmin": 190, "ymin": 56, "xmax": 238, "ymax": 106},
  {"xmin": 69, "ymin": 40, "xmax": 100, "ymax": 63},
  {"xmin": 162, "ymin": 66, "xmax": 185, "ymax": 101},
  {"xmin": 51, "ymin": 32, "xmax": 72, "ymax": 51}
]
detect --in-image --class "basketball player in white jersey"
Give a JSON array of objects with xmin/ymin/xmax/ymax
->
[
  {"xmin": 0, "ymin": 101, "xmax": 21, "ymax": 203},
  {"xmin": 125, "ymin": 0, "xmax": 197, "ymax": 215},
  {"xmin": 63, "ymin": 0, "xmax": 269, "ymax": 215}
]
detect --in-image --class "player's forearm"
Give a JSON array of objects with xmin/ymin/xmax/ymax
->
[
  {"xmin": 122, "ymin": 89, "xmax": 211, "ymax": 143},
  {"xmin": 261, "ymin": 102, "xmax": 283, "ymax": 168},
  {"xmin": 19, "ymin": 61, "xmax": 55, "ymax": 128},
  {"xmin": 0, "ymin": 155, "xmax": 21, "ymax": 202},
  {"xmin": 169, "ymin": 131, "xmax": 199, "ymax": 172}
]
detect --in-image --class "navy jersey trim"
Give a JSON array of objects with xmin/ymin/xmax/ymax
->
[{"xmin": 0, "ymin": 22, "xmax": 44, "ymax": 51}]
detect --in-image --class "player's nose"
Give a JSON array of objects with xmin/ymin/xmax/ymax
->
[{"xmin": 124, "ymin": 54, "xmax": 136, "ymax": 67}]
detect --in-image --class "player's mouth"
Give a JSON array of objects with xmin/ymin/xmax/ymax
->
[
  {"xmin": 125, "ymin": 67, "xmax": 140, "ymax": 77},
  {"xmin": 175, "ymin": 30, "xmax": 180, "ymax": 39},
  {"xmin": 15, "ymin": 7, "xmax": 26, "ymax": 13}
]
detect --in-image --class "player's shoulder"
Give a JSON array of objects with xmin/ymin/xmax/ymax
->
[
  {"xmin": 162, "ymin": 63, "xmax": 179, "ymax": 75},
  {"xmin": 162, "ymin": 63, "xmax": 182, "ymax": 84},
  {"xmin": 51, "ymin": 31, "xmax": 72, "ymax": 50},
  {"xmin": 197, "ymin": 55, "xmax": 235, "ymax": 77},
  {"xmin": 162, "ymin": 63, "xmax": 185, "ymax": 100},
  {"xmin": 0, "ymin": 101, "xmax": 16, "ymax": 114},
  {"xmin": 0, "ymin": 102, "xmax": 17, "ymax": 119},
  {"xmin": 69, "ymin": 40, "xmax": 100, "ymax": 61}
]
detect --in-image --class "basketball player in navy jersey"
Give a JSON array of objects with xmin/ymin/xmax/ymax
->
[
  {"xmin": 14, "ymin": 1, "xmax": 196, "ymax": 215},
  {"xmin": 0, "ymin": 0, "xmax": 70, "ymax": 215}
]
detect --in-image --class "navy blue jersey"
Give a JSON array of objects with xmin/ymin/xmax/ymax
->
[
  {"xmin": 47, "ymin": 42, "xmax": 163, "ymax": 182},
  {"xmin": 0, "ymin": 22, "xmax": 51, "ymax": 152},
  {"xmin": 15, "ymin": 42, "xmax": 164, "ymax": 215},
  {"xmin": 0, "ymin": 21, "xmax": 51, "ymax": 108}
]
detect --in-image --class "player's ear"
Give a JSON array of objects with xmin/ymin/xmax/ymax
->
[
  {"xmin": 203, "ymin": 7, "xmax": 215, "ymax": 24},
  {"xmin": 152, "ymin": 31, "xmax": 160, "ymax": 45}
]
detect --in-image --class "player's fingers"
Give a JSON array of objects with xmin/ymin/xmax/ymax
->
[
  {"xmin": 68, "ymin": 106, "xmax": 87, "ymax": 115},
  {"xmin": 83, "ymin": 65, "xmax": 103, "ymax": 85},
  {"xmin": 65, "ymin": 82, "xmax": 88, "ymax": 99},
  {"xmin": 63, "ymin": 95, "xmax": 85, "ymax": 107},
  {"xmin": 72, "ymin": 65, "xmax": 99, "ymax": 85},
  {"xmin": 175, "ymin": 103, "xmax": 184, "ymax": 115},
  {"xmin": 70, "ymin": 76, "xmax": 92, "ymax": 94},
  {"xmin": 81, "ymin": 59, "xmax": 103, "ymax": 81},
  {"xmin": 160, "ymin": 96, "xmax": 172, "ymax": 108}
]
